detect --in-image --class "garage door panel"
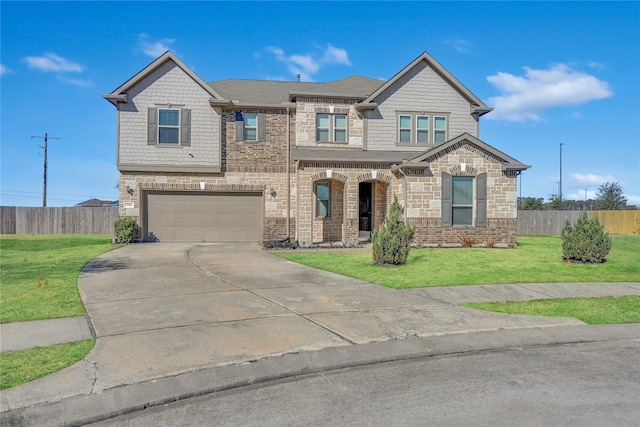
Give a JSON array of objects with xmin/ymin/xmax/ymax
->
[{"xmin": 145, "ymin": 191, "xmax": 262, "ymax": 242}]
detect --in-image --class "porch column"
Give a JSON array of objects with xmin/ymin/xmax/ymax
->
[{"xmin": 342, "ymin": 178, "xmax": 359, "ymax": 246}]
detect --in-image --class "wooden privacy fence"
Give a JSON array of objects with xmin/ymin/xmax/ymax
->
[
  {"xmin": 1, "ymin": 206, "xmax": 119, "ymax": 235},
  {"xmin": 517, "ymin": 210, "xmax": 640, "ymax": 235}
]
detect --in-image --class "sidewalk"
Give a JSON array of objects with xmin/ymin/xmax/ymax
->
[
  {"xmin": 1, "ymin": 242, "xmax": 639, "ymax": 426},
  {"xmin": 2, "ymin": 283, "xmax": 638, "ymax": 353}
]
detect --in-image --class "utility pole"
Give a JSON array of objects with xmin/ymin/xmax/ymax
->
[
  {"xmin": 559, "ymin": 143, "xmax": 564, "ymax": 210},
  {"xmin": 31, "ymin": 133, "xmax": 61, "ymax": 207}
]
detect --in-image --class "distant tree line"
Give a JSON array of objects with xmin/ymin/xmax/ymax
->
[{"xmin": 519, "ymin": 182, "xmax": 636, "ymax": 211}]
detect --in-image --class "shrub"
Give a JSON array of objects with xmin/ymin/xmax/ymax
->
[
  {"xmin": 561, "ymin": 212, "xmax": 611, "ymax": 263},
  {"xmin": 371, "ymin": 196, "xmax": 415, "ymax": 265},
  {"xmin": 114, "ymin": 218, "xmax": 139, "ymax": 243},
  {"xmin": 459, "ymin": 235, "xmax": 478, "ymax": 247}
]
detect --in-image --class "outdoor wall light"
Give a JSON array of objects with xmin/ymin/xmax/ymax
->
[
  {"xmin": 126, "ymin": 186, "xmax": 134, "ymax": 195},
  {"xmin": 270, "ymin": 189, "xmax": 277, "ymax": 197}
]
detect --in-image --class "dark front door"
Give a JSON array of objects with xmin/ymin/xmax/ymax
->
[{"xmin": 359, "ymin": 182, "xmax": 372, "ymax": 232}]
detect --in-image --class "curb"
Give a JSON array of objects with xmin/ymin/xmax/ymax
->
[{"xmin": 4, "ymin": 323, "xmax": 639, "ymax": 427}]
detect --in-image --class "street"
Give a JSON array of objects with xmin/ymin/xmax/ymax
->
[{"xmin": 91, "ymin": 339, "xmax": 640, "ymax": 426}]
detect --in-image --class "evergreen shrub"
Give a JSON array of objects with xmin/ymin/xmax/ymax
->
[
  {"xmin": 371, "ymin": 196, "xmax": 415, "ymax": 265},
  {"xmin": 561, "ymin": 212, "xmax": 611, "ymax": 263}
]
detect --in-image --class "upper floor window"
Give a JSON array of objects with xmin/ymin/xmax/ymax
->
[
  {"xmin": 148, "ymin": 107, "xmax": 190, "ymax": 147},
  {"xmin": 317, "ymin": 114, "xmax": 347, "ymax": 143},
  {"xmin": 397, "ymin": 113, "xmax": 447, "ymax": 145},
  {"xmin": 235, "ymin": 112, "xmax": 266, "ymax": 142},
  {"xmin": 158, "ymin": 109, "xmax": 180, "ymax": 144}
]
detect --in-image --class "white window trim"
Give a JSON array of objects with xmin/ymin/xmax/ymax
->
[
  {"xmin": 244, "ymin": 112, "xmax": 258, "ymax": 141},
  {"xmin": 396, "ymin": 112, "xmax": 449, "ymax": 145},
  {"xmin": 158, "ymin": 108, "xmax": 180, "ymax": 145},
  {"xmin": 316, "ymin": 181, "xmax": 331, "ymax": 217},
  {"xmin": 452, "ymin": 176, "xmax": 474, "ymax": 226},
  {"xmin": 316, "ymin": 113, "xmax": 348, "ymax": 143}
]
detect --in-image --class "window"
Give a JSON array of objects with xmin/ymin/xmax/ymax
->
[
  {"xmin": 316, "ymin": 114, "xmax": 348, "ymax": 143},
  {"xmin": 244, "ymin": 113, "xmax": 257, "ymax": 141},
  {"xmin": 397, "ymin": 113, "xmax": 448, "ymax": 144},
  {"xmin": 317, "ymin": 114, "xmax": 330, "ymax": 142},
  {"xmin": 235, "ymin": 112, "xmax": 266, "ymax": 142},
  {"xmin": 434, "ymin": 116, "xmax": 447, "ymax": 143},
  {"xmin": 148, "ymin": 107, "xmax": 190, "ymax": 146},
  {"xmin": 441, "ymin": 172, "xmax": 487, "ymax": 227},
  {"xmin": 417, "ymin": 116, "xmax": 429, "ymax": 143},
  {"xmin": 452, "ymin": 177, "xmax": 473, "ymax": 225},
  {"xmin": 316, "ymin": 182, "xmax": 330, "ymax": 217},
  {"xmin": 158, "ymin": 109, "xmax": 180, "ymax": 144},
  {"xmin": 399, "ymin": 115, "xmax": 412, "ymax": 143},
  {"xmin": 334, "ymin": 115, "xmax": 347, "ymax": 142}
]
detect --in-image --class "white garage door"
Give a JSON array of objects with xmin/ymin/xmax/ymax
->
[{"xmin": 145, "ymin": 191, "xmax": 263, "ymax": 242}]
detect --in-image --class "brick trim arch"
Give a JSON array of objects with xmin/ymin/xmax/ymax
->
[
  {"xmin": 356, "ymin": 171, "xmax": 392, "ymax": 184},
  {"xmin": 310, "ymin": 170, "xmax": 348, "ymax": 183},
  {"xmin": 448, "ymin": 164, "xmax": 477, "ymax": 177}
]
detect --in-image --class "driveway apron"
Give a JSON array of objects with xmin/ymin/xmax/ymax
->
[{"xmin": 75, "ymin": 243, "xmax": 583, "ymax": 391}]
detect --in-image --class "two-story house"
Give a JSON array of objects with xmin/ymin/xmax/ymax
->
[{"xmin": 103, "ymin": 51, "xmax": 529, "ymax": 247}]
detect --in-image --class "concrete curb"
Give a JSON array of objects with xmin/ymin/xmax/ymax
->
[{"xmin": 4, "ymin": 323, "xmax": 639, "ymax": 427}]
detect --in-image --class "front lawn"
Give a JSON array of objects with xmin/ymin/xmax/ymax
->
[
  {"xmin": 464, "ymin": 296, "xmax": 640, "ymax": 325},
  {"xmin": 276, "ymin": 235, "xmax": 639, "ymax": 288},
  {"xmin": 0, "ymin": 235, "xmax": 117, "ymax": 323}
]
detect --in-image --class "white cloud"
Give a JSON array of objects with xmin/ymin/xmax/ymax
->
[
  {"xmin": 444, "ymin": 38, "xmax": 471, "ymax": 53},
  {"xmin": 0, "ymin": 64, "xmax": 13, "ymax": 76},
  {"xmin": 626, "ymin": 194, "xmax": 640, "ymax": 207},
  {"xmin": 138, "ymin": 33, "xmax": 175, "ymax": 58},
  {"xmin": 24, "ymin": 53, "xmax": 83, "ymax": 73},
  {"xmin": 485, "ymin": 64, "xmax": 613, "ymax": 121},
  {"xmin": 57, "ymin": 75, "xmax": 93, "ymax": 87},
  {"xmin": 266, "ymin": 44, "xmax": 351, "ymax": 81},
  {"xmin": 569, "ymin": 173, "xmax": 618, "ymax": 188}
]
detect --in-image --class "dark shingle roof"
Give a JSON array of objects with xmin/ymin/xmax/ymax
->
[{"xmin": 209, "ymin": 76, "xmax": 384, "ymax": 107}]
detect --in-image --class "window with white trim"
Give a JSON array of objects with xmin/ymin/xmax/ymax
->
[
  {"xmin": 452, "ymin": 176, "xmax": 473, "ymax": 225},
  {"xmin": 316, "ymin": 181, "xmax": 330, "ymax": 217},
  {"xmin": 397, "ymin": 113, "xmax": 448, "ymax": 145},
  {"xmin": 244, "ymin": 113, "xmax": 258, "ymax": 141},
  {"xmin": 316, "ymin": 114, "xmax": 348, "ymax": 143},
  {"xmin": 158, "ymin": 109, "xmax": 180, "ymax": 144}
]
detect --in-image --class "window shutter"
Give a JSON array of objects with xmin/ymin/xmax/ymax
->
[
  {"xmin": 148, "ymin": 108, "xmax": 157, "ymax": 145},
  {"xmin": 181, "ymin": 109, "xmax": 191, "ymax": 146},
  {"xmin": 476, "ymin": 173, "xmax": 487, "ymax": 227},
  {"xmin": 442, "ymin": 172, "xmax": 452, "ymax": 227},
  {"xmin": 235, "ymin": 112, "xmax": 244, "ymax": 141},
  {"xmin": 258, "ymin": 113, "xmax": 266, "ymax": 142}
]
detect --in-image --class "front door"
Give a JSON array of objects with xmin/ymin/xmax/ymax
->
[{"xmin": 358, "ymin": 182, "xmax": 372, "ymax": 238}]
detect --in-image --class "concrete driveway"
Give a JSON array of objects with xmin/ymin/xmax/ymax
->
[{"xmin": 71, "ymin": 243, "xmax": 584, "ymax": 392}]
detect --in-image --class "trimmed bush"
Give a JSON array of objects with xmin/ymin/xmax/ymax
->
[
  {"xmin": 372, "ymin": 196, "xmax": 415, "ymax": 265},
  {"xmin": 561, "ymin": 212, "xmax": 611, "ymax": 263},
  {"xmin": 114, "ymin": 218, "xmax": 139, "ymax": 243}
]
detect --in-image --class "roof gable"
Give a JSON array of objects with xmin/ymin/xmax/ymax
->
[
  {"xmin": 103, "ymin": 51, "xmax": 225, "ymax": 105},
  {"xmin": 361, "ymin": 52, "xmax": 492, "ymax": 116},
  {"xmin": 402, "ymin": 133, "xmax": 530, "ymax": 172}
]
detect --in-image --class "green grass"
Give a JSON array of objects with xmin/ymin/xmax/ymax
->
[
  {"xmin": 277, "ymin": 235, "xmax": 640, "ymax": 288},
  {"xmin": 0, "ymin": 235, "xmax": 117, "ymax": 323},
  {"xmin": 0, "ymin": 340, "xmax": 95, "ymax": 390},
  {"xmin": 464, "ymin": 296, "xmax": 640, "ymax": 325}
]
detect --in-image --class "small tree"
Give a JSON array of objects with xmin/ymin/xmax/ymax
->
[
  {"xmin": 596, "ymin": 182, "xmax": 627, "ymax": 210},
  {"xmin": 561, "ymin": 212, "xmax": 611, "ymax": 263},
  {"xmin": 371, "ymin": 196, "xmax": 415, "ymax": 265}
]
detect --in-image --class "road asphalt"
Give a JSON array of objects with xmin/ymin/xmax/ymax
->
[{"xmin": 1, "ymin": 243, "xmax": 639, "ymax": 426}]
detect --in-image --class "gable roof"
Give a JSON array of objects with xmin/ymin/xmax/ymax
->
[
  {"xmin": 393, "ymin": 133, "xmax": 530, "ymax": 172},
  {"xmin": 360, "ymin": 52, "xmax": 492, "ymax": 116},
  {"xmin": 288, "ymin": 76, "xmax": 384, "ymax": 99},
  {"xmin": 209, "ymin": 79, "xmax": 317, "ymax": 108},
  {"xmin": 102, "ymin": 51, "xmax": 226, "ymax": 106}
]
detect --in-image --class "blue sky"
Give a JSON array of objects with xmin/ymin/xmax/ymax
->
[{"xmin": 2, "ymin": 1, "xmax": 639, "ymax": 207}]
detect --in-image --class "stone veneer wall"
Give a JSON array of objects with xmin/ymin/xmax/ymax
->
[{"xmin": 295, "ymin": 98, "xmax": 364, "ymax": 148}]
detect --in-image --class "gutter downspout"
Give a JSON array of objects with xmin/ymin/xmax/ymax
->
[
  {"xmin": 397, "ymin": 164, "xmax": 408, "ymax": 224},
  {"xmin": 286, "ymin": 107, "xmax": 291, "ymax": 240}
]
